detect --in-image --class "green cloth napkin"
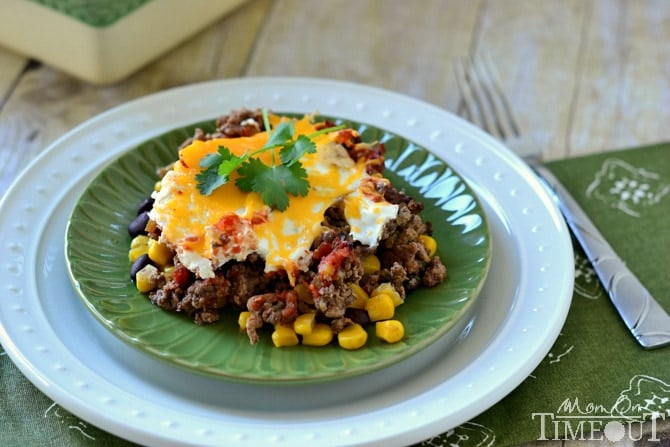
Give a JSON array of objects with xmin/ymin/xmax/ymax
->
[
  {"xmin": 1, "ymin": 144, "xmax": 668, "ymax": 446},
  {"xmin": 418, "ymin": 142, "xmax": 670, "ymax": 447}
]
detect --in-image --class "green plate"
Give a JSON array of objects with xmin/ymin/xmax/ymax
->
[{"xmin": 65, "ymin": 115, "xmax": 491, "ymax": 385}]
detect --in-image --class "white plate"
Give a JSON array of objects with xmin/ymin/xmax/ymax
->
[{"xmin": 0, "ymin": 78, "xmax": 573, "ymax": 446}]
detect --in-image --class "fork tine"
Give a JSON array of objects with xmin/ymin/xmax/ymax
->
[
  {"xmin": 456, "ymin": 56, "xmax": 500, "ymax": 138},
  {"xmin": 454, "ymin": 58, "xmax": 482, "ymax": 128},
  {"xmin": 455, "ymin": 53, "xmax": 522, "ymax": 141},
  {"xmin": 477, "ymin": 52, "xmax": 521, "ymax": 138}
]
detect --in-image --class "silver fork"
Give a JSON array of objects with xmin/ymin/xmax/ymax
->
[{"xmin": 455, "ymin": 54, "xmax": 670, "ymax": 349}]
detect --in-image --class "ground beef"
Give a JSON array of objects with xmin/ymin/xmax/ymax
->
[
  {"xmin": 384, "ymin": 186, "xmax": 425, "ymax": 214},
  {"xmin": 423, "ymin": 256, "xmax": 447, "ymax": 286},
  {"xmin": 147, "ymin": 180, "xmax": 446, "ymax": 336},
  {"xmin": 137, "ymin": 109, "xmax": 449, "ymax": 344},
  {"xmin": 330, "ymin": 316, "xmax": 355, "ymax": 333},
  {"xmin": 358, "ymin": 185, "xmax": 447, "ymax": 299},
  {"xmin": 308, "ymin": 238, "xmax": 363, "ymax": 318},
  {"xmin": 178, "ymin": 108, "xmax": 265, "ymax": 149},
  {"xmin": 246, "ymin": 291, "xmax": 299, "ymax": 343},
  {"xmin": 149, "ymin": 278, "xmax": 180, "ymax": 310},
  {"xmin": 215, "ymin": 108, "xmax": 264, "ymax": 137},
  {"xmin": 177, "ymin": 275, "xmax": 230, "ymax": 324},
  {"xmin": 244, "ymin": 312, "xmax": 263, "ymax": 345},
  {"xmin": 389, "ymin": 262, "xmax": 410, "ymax": 295},
  {"xmin": 247, "ymin": 291, "xmax": 299, "ymax": 325},
  {"xmin": 222, "ymin": 254, "xmax": 275, "ymax": 309},
  {"xmin": 313, "ymin": 282, "xmax": 355, "ymax": 318}
]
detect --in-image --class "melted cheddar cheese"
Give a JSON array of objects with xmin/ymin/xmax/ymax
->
[{"xmin": 149, "ymin": 115, "xmax": 398, "ymax": 283}]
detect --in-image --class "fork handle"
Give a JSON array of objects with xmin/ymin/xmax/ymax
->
[{"xmin": 529, "ymin": 162, "xmax": 670, "ymax": 349}]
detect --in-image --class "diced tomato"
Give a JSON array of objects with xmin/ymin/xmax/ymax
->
[
  {"xmin": 317, "ymin": 239, "xmax": 353, "ymax": 279},
  {"xmin": 172, "ymin": 264, "xmax": 191, "ymax": 287},
  {"xmin": 215, "ymin": 214, "xmax": 243, "ymax": 232},
  {"xmin": 311, "ymin": 241, "xmax": 333, "ymax": 261},
  {"xmin": 251, "ymin": 211, "xmax": 269, "ymax": 225},
  {"xmin": 332, "ymin": 128, "xmax": 360, "ymax": 148}
]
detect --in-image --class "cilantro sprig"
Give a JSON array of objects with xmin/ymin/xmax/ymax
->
[{"xmin": 195, "ymin": 110, "xmax": 344, "ymax": 211}]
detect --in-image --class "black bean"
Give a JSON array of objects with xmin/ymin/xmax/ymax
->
[
  {"xmin": 130, "ymin": 254, "xmax": 151, "ymax": 281},
  {"xmin": 345, "ymin": 307, "xmax": 370, "ymax": 326},
  {"xmin": 136, "ymin": 196, "xmax": 154, "ymax": 215},
  {"xmin": 128, "ymin": 211, "xmax": 150, "ymax": 237}
]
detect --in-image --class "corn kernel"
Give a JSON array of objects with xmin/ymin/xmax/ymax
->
[
  {"xmin": 294, "ymin": 283, "xmax": 313, "ymax": 304},
  {"xmin": 294, "ymin": 312, "xmax": 316, "ymax": 335},
  {"xmin": 419, "ymin": 234, "xmax": 437, "ymax": 257},
  {"xmin": 361, "ymin": 254, "xmax": 381, "ymax": 274},
  {"xmin": 338, "ymin": 323, "xmax": 368, "ymax": 350},
  {"xmin": 238, "ymin": 311, "xmax": 252, "ymax": 332},
  {"xmin": 302, "ymin": 323, "xmax": 334, "ymax": 347},
  {"xmin": 135, "ymin": 264, "xmax": 159, "ymax": 293},
  {"xmin": 130, "ymin": 235, "xmax": 150, "ymax": 249},
  {"xmin": 375, "ymin": 320, "xmax": 405, "ymax": 343},
  {"xmin": 348, "ymin": 283, "xmax": 369, "ymax": 309},
  {"xmin": 128, "ymin": 246, "xmax": 148, "ymax": 262},
  {"xmin": 372, "ymin": 282, "xmax": 403, "ymax": 307},
  {"xmin": 271, "ymin": 325, "xmax": 299, "ymax": 348},
  {"xmin": 147, "ymin": 239, "xmax": 173, "ymax": 266},
  {"xmin": 365, "ymin": 293, "xmax": 395, "ymax": 321}
]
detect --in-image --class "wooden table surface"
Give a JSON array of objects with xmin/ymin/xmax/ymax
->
[
  {"xmin": 2, "ymin": 0, "xmax": 670, "ymax": 195},
  {"xmin": 0, "ymin": 0, "xmax": 668, "ymax": 445}
]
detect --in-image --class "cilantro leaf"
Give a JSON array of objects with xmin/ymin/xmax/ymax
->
[
  {"xmin": 200, "ymin": 151, "xmax": 223, "ymax": 168},
  {"xmin": 264, "ymin": 121, "xmax": 294, "ymax": 149},
  {"xmin": 236, "ymin": 158, "xmax": 309, "ymax": 211},
  {"xmin": 280, "ymin": 135, "xmax": 316, "ymax": 166},
  {"xmin": 200, "ymin": 146, "xmax": 234, "ymax": 168},
  {"xmin": 195, "ymin": 146, "xmax": 235, "ymax": 196},
  {"xmin": 280, "ymin": 162, "xmax": 310, "ymax": 197},
  {"xmin": 196, "ymin": 164, "xmax": 228, "ymax": 195},
  {"xmin": 234, "ymin": 157, "xmax": 263, "ymax": 192},
  {"xmin": 217, "ymin": 153, "xmax": 246, "ymax": 179},
  {"xmin": 196, "ymin": 146, "xmax": 242, "ymax": 195}
]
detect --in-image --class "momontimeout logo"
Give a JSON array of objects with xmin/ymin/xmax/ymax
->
[
  {"xmin": 532, "ymin": 408, "xmax": 665, "ymax": 442},
  {"xmin": 532, "ymin": 375, "xmax": 670, "ymax": 442},
  {"xmin": 419, "ymin": 375, "xmax": 669, "ymax": 447}
]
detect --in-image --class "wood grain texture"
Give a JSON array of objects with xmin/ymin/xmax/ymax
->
[
  {"xmin": 569, "ymin": 0, "xmax": 670, "ymax": 156},
  {"xmin": 464, "ymin": 0, "xmax": 670, "ymax": 160},
  {"xmin": 469, "ymin": 0, "xmax": 589, "ymax": 160},
  {"xmin": 246, "ymin": 0, "xmax": 482, "ymax": 110}
]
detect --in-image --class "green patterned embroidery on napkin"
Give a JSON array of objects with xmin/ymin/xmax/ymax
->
[
  {"xmin": 27, "ymin": 0, "xmax": 152, "ymax": 27},
  {"xmin": 418, "ymin": 143, "xmax": 670, "ymax": 447}
]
